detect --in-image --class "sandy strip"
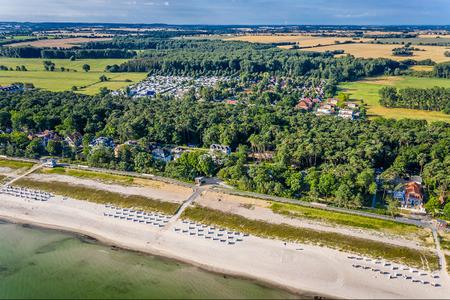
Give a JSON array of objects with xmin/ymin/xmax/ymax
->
[
  {"xmin": 0, "ymin": 194, "xmax": 448, "ymax": 299},
  {"xmin": 27, "ymin": 173, "xmax": 192, "ymax": 203},
  {"xmin": 197, "ymin": 190, "xmax": 429, "ymax": 250}
]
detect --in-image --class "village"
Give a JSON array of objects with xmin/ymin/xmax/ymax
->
[{"xmin": 112, "ymin": 75, "xmax": 230, "ymax": 98}]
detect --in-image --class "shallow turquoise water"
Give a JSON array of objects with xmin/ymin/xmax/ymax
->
[{"xmin": 0, "ymin": 221, "xmax": 303, "ymax": 299}]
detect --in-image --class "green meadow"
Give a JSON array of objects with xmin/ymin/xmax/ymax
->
[
  {"xmin": 0, "ymin": 57, "xmax": 146, "ymax": 95},
  {"xmin": 339, "ymin": 76, "xmax": 450, "ymax": 122}
]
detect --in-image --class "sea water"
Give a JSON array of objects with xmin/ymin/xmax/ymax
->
[{"xmin": 0, "ymin": 221, "xmax": 303, "ymax": 299}]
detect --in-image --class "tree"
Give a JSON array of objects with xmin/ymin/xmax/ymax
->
[
  {"xmin": 82, "ymin": 64, "xmax": 91, "ymax": 72},
  {"xmin": 443, "ymin": 202, "xmax": 450, "ymax": 220},
  {"xmin": 46, "ymin": 140, "xmax": 62, "ymax": 156},
  {"xmin": 386, "ymin": 196, "xmax": 400, "ymax": 217},
  {"xmin": 43, "ymin": 60, "xmax": 55, "ymax": 71},
  {"xmin": 335, "ymin": 183, "xmax": 353, "ymax": 208},
  {"xmin": 99, "ymin": 75, "xmax": 108, "ymax": 82},
  {"xmin": 25, "ymin": 139, "xmax": 44, "ymax": 159},
  {"xmin": 424, "ymin": 196, "xmax": 442, "ymax": 217}
]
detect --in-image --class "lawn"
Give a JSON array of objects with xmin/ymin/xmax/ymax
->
[
  {"xmin": 0, "ymin": 159, "xmax": 35, "ymax": 170},
  {"xmin": 14, "ymin": 178, "xmax": 180, "ymax": 215},
  {"xmin": 339, "ymin": 76, "xmax": 450, "ymax": 122},
  {"xmin": 0, "ymin": 58, "xmax": 146, "ymax": 95},
  {"xmin": 270, "ymin": 202, "xmax": 430, "ymax": 241},
  {"xmin": 40, "ymin": 167, "xmax": 134, "ymax": 185},
  {"xmin": 182, "ymin": 205, "xmax": 439, "ymax": 270}
]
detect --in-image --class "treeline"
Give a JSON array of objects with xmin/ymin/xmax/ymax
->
[
  {"xmin": 0, "ymin": 90, "xmax": 448, "ymax": 210},
  {"xmin": 433, "ymin": 62, "xmax": 450, "ymax": 79},
  {"xmin": 41, "ymin": 49, "xmax": 136, "ymax": 59},
  {"xmin": 379, "ymin": 86, "xmax": 450, "ymax": 113},
  {"xmin": 0, "ymin": 46, "xmax": 136, "ymax": 59}
]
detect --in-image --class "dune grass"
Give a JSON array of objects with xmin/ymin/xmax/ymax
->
[
  {"xmin": 14, "ymin": 178, "xmax": 179, "ymax": 215},
  {"xmin": 39, "ymin": 167, "xmax": 134, "ymax": 185},
  {"xmin": 439, "ymin": 232, "xmax": 450, "ymax": 251},
  {"xmin": 339, "ymin": 76, "xmax": 450, "ymax": 122},
  {"xmin": 182, "ymin": 205, "xmax": 439, "ymax": 270},
  {"xmin": 447, "ymin": 255, "xmax": 450, "ymax": 275},
  {"xmin": 270, "ymin": 202, "xmax": 429, "ymax": 240},
  {"xmin": 0, "ymin": 159, "xmax": 34, "ymax": 170}
]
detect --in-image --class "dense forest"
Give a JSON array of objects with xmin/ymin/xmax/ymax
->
[
  {"xmin": 106, "ymin": 40, "xmax": 404, "ymax": 82},
  {"xmin": 379, "ymin": 86, "xmax": 450, "ymax": 114},
  {"xmin": 0, "ymin": 90, "xmax": 448, "ymax": 212}
]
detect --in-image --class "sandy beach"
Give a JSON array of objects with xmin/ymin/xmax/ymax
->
[{"xmin": 0, "ymin": 190, "xmax": 449, "ymax": 299}]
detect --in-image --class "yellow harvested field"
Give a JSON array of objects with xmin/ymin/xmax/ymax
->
[
  {"xmin": 301, "ymin": 43, "xmax": 450, "ymax": 63},
  {"xmin": 9, "ymin": 37, "xmax": 112, "ymax": 49},
  {"xmin": 225, "ymin": 34, "xmax": 373, "ymax": 48},
  {"xmin": 410, "ymin": 65, "xmax": 434, "ymax": 72},
  {"xmin": 418, "ymin": 34, "xmax": 450, "ymax": 39}
]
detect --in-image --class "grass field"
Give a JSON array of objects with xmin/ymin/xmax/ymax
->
[
  {"xmin": 302, "ymin": 43, "xmax": 450, "ymax": 63},
  {"xmin": 14, "ymin": 178, "xmax": 180, "ymax": 215},
  {"xmin": 0, "ymin": 159, "xmax": 35, "ymax": 170},
  {"xmin": 270, "ymin": 202, "xmax": 430, "ymax": 241},
  {"xmin": 339, "ymin": 76, "xmax": 450, "ymax": 122},
  {"xmin": 0, "ymin": 58, "xmax": 146, "ymax": 95},
  {"xmin": 182, "ymin": 205, "xmax": 439, "ymax": 270},
  {"xmin": 40, "ymin": 167, "xmax": 134, "ymax": 185}
]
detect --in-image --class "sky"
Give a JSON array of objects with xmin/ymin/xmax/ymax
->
[{"xmin": 0, "ymin": 0, "xmax": 449, "ymax": 25}]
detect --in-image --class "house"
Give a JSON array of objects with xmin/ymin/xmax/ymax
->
[
  {"xmin": 394, "ymin": 181, "xmax": 424, "ymax": 210},
  {"xmin": 346, "ymin": 102, "xmax": 358, "ymax": 109},
  {"xmin": 316, "ymin": 108, "xmax": 334, "ymax": 115},
  {"xmin": 171, "ymin": 147, "xmax": 190, "ymax": 160},
  {"xmin": 89, "ymin": 137, "xmax": 115, "ymax": 149},
  {"xmin": 210, "ymin": 144, "xmax": 231, "ymax": 155},
  {"xmin": 338, "ymin": 109, "xmax": 355, "ymax": 120},
  {"xmin": 404, "ymin": 181, "xmax": 424, "ymax": 207},
  {"xmin": 114, "ymin": 141, "xmax": 138, "ymax": 157},
  {"xmin": 226, "ymin": 99, "xmax": 238, "ymax": 105},
  {"xmin": 328, "ymin": 98, "xmax": 339, "ymax": 105},
  {"xmin": 65, "ymin": 132, "xmax": 83, "ymax": 148},
  {"xmin": 296, "ymin": 98, "xmax": 314, "ymax": 111},
  {"xmin": 321, "ymin": 104, "xmax": 335, "ymax": 110},
  {"xmin": 152, "ymin": 148, "xmax": 172, "ymax": 163},
  {"xmin": 35, "ymin": 130, "xmax": 61, "ymax": 146}
]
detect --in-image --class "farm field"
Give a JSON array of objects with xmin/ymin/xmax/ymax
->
[
  {"xmin": 0, "ymin": 57, "xmax": 146, "ymax": 94},
  {"xmin": 339, "ymin": 76, "xmax": 450, "ymax": 122},
  {"xmin": 8, "ymin": 37, "xmax": 112, "ymax": 48},
  {"xmin": 225, "ymin": 34, "xmax": 373, "ymax": 48},
  {"xmin": 301, "ymin": 43, "xmax": 450, "ymax": 63}
]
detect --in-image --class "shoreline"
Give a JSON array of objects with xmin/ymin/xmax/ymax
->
[
  {"xmin": 0, "ymin": 192, "xmax": 448, "ymax": 299},
  {"xmin": 0, "ymin": 215, "xmax": 323, "ymax": 299}
]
